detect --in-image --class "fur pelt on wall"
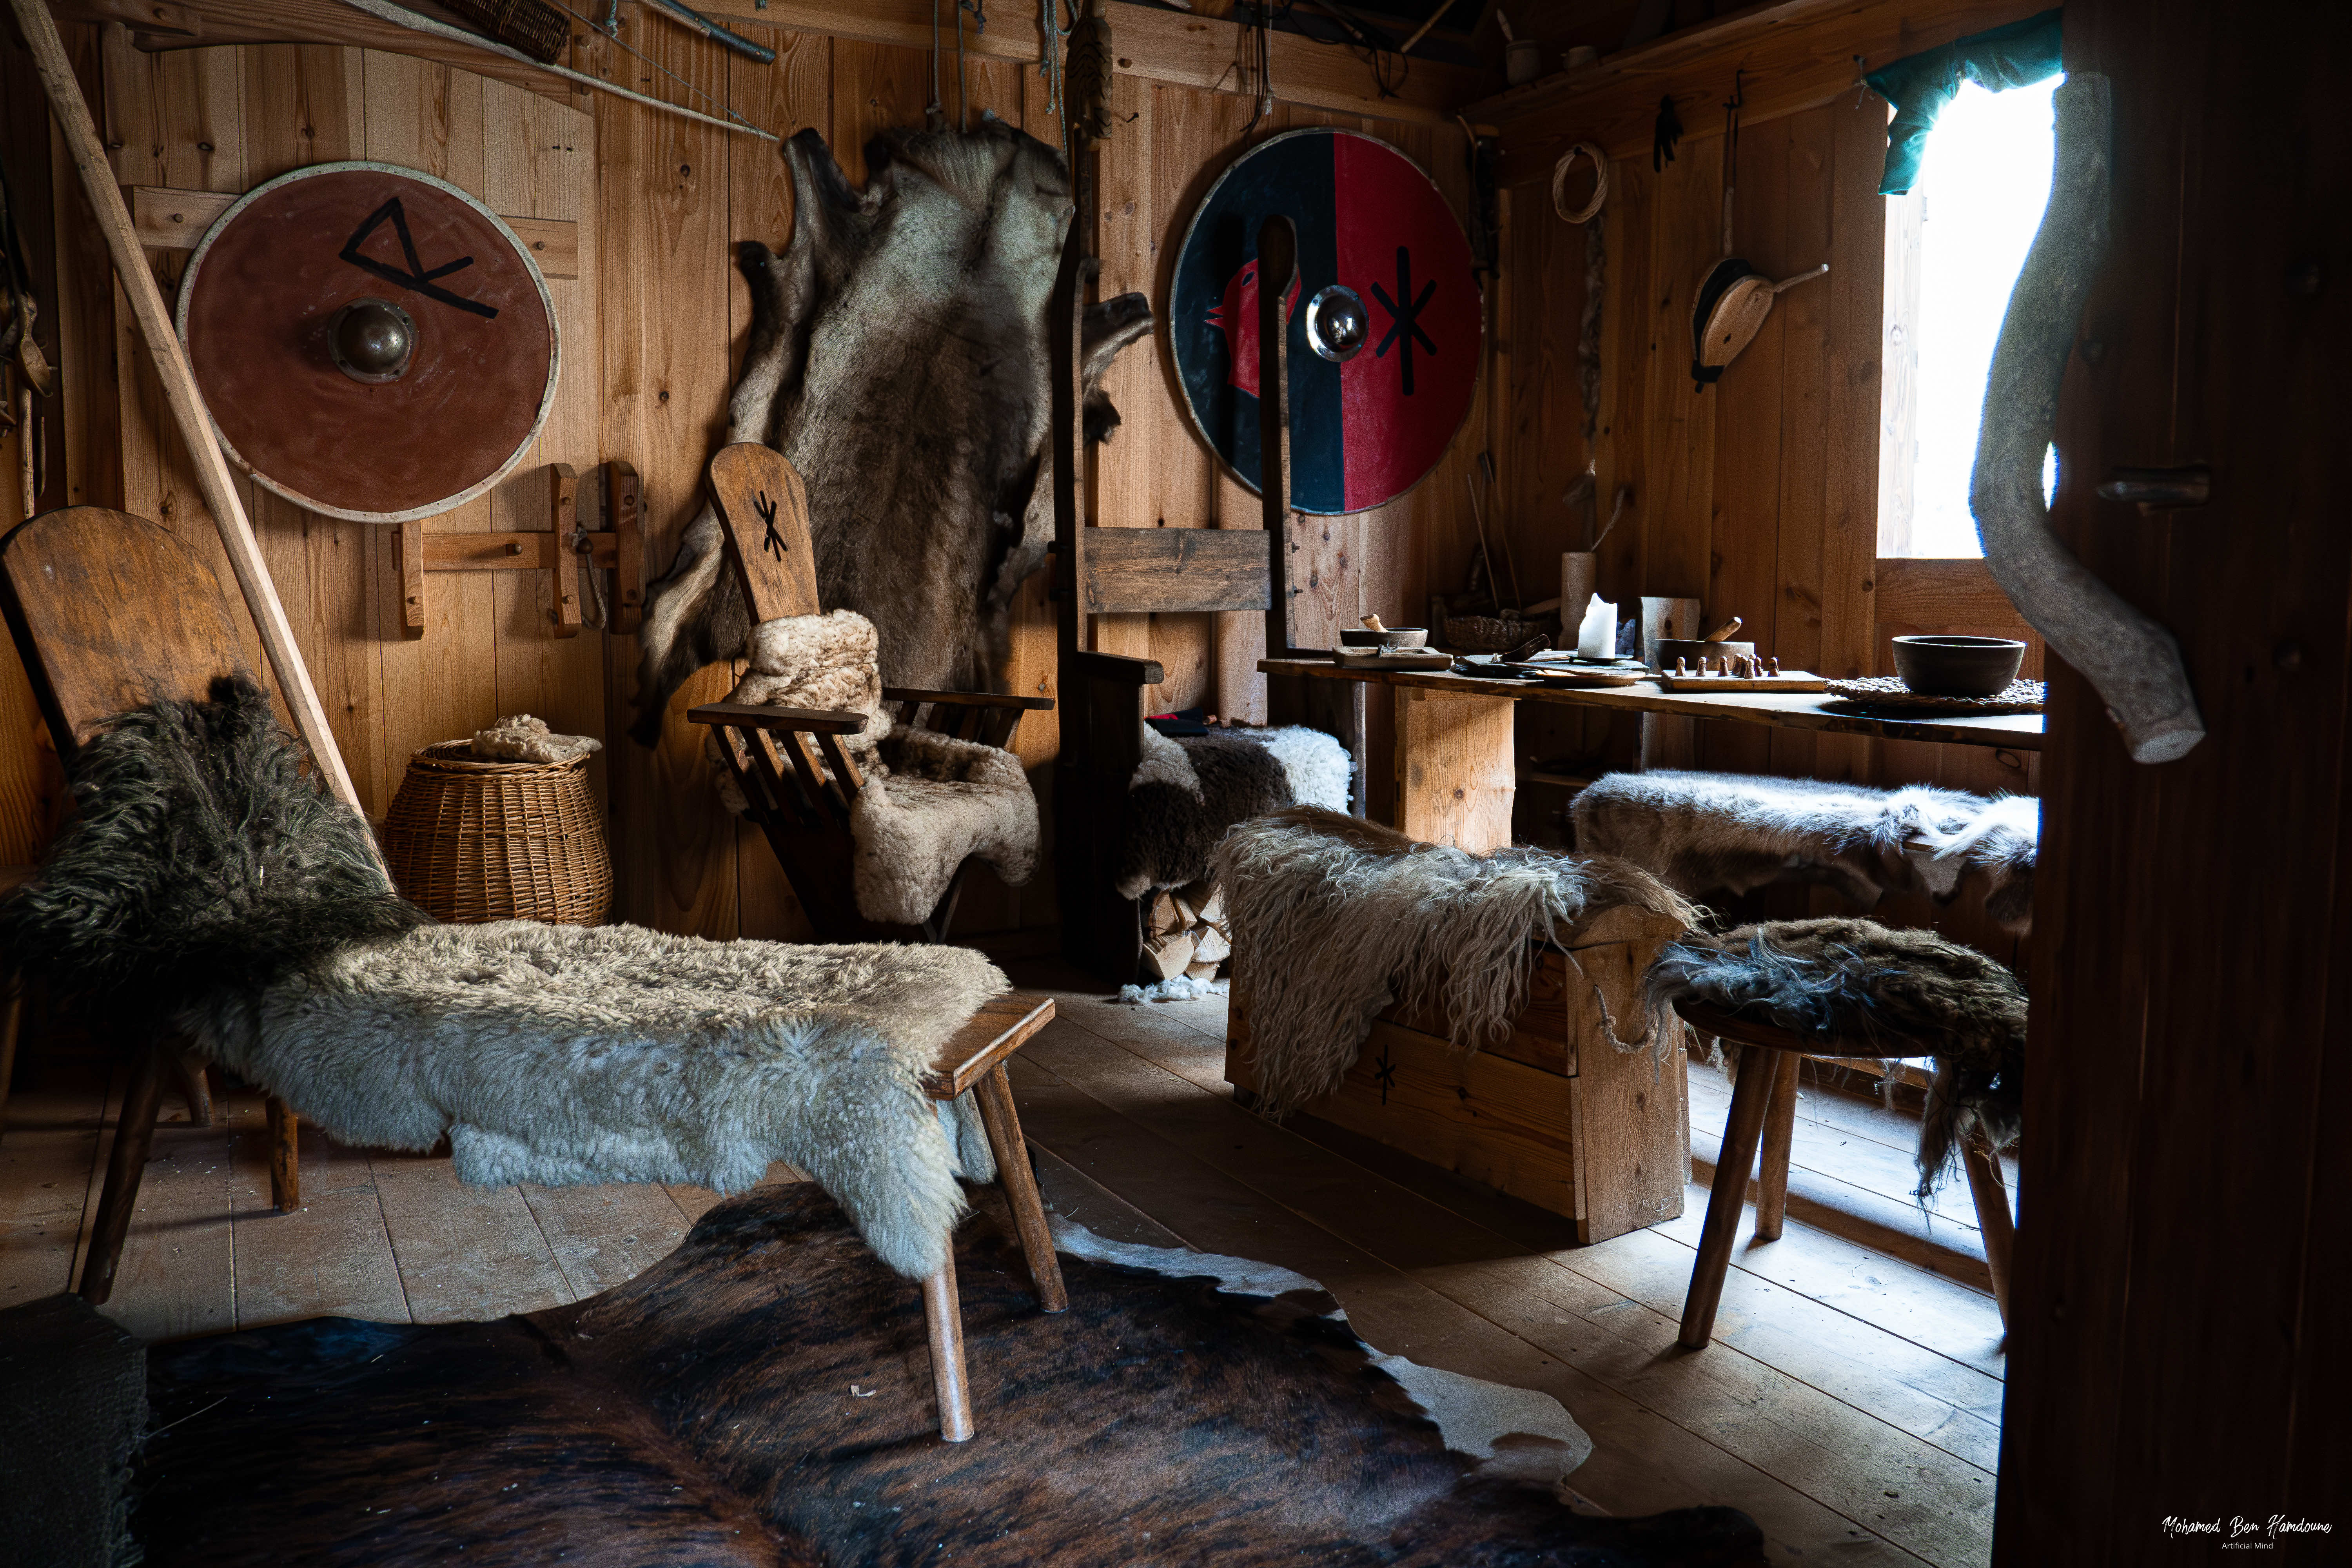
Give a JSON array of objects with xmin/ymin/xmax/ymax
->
[
  {"xmin": 1214, "ymin": 808, "xmax": 1697, "ymax": 1119},
  {"xmin": 1646, "ymin": 916, "xmax": 2026, "ymax": 1192},
  {"xmin": 631, "ymin": 119, "xmax": 1154, "ymax": 742},
  {"xmin": 182, "ymin": 921, "xmax": 1004, "ymax": 1280},
  {"xmin": 1116, "ymin": 725, "xmax": 1351, "ymax": 899},
  {"xmin": 0, "ymin": 675, "xmax": 424, "ymax": 1029},
  {"xmin": 852, "ymin": 726, "xmax": 1039, "ymax": 926},
  {"xmin": 1573, "ymin": 769, "xmax": 2036, "ymax": 924}
]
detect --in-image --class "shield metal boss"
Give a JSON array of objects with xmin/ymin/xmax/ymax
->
[
  {"xmin": 177, "ymin": 162, "xmax": 560, "ymax": 524},
  {"xmin": 1170, "ymin": 129, "xmax": 1480, "ymax": 515}
]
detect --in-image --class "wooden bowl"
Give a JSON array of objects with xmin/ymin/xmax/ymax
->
[
  {"xmin": 1340, "ymin": 626, "xmax": 1428, "ymax": 650},
  {"xmin": 1892, "ymin": 635, "xmax": 2027, "ymax": 698}
]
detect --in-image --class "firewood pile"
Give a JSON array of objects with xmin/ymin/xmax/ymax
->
[{"xmin": 1142, "ymin": 880, "xmax": 1231, "ymax": 983}]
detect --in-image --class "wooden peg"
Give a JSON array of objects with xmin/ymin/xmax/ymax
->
[
  {"xmin": 1770, "ymin": 656, "xmax": 1781, "ymax": 676},
  {"xmin": 608, "ymin": 458, "xmax": 643, "ymax": 633},
  {"xmin": 397, "ymin": 517, "xmax": 425, "ymax": 639},
  {"xmin": 549, "ymin": 463, "xmax": 583, "ymax": 637}
]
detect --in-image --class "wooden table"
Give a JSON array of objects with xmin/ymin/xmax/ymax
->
[{"xmin": 1260, "ymin": 656, "xmax": 2043, "ymax": 852}]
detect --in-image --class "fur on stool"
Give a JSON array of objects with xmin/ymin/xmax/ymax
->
[
  {"xmin": 1644, "ymin": 916, "xmax": 2025, "ymax": 1192},
  {"xmin": 1117, "ymin": 725, "xmax": 1352, "ymax": 899},
  {"xmin": 1573, "ymin": 769, "xmax": 2036, "ymax": 926},
  {"xmin": 1214, "ymin": 807, "xmax": 1694, "ymax": 1118}
]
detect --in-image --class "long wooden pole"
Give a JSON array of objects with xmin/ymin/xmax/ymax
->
[{"xmin": 10, "ymin": 0, "xmax": 368, "ymax": 815}]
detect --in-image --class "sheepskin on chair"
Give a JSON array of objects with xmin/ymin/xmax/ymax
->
[
  {"xmin": 0, "ymin": 677, "xmax": 1002, "ymax": 1282},
  {"xmin": 1573, "ymin": 769, "xmax": 2035, "ymax": 922},
  {"xmin": 1213, "ymin": 808, "xmax": 1696, "ymax": 1119},
  {"xmin": 1117, "ymin": 724, "xmax": 1352, "ymax": 899},
  {"xmin": 708, "ymin": 608, "xmax": 1039, "ymax": 927},
  {"xmin": 1645, "ymin": 916, "xmax": 2026, "ymax": 1193}
]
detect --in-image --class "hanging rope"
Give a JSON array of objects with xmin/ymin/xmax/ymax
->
[
  {"xmin": 1550, "ymin": 140, "xmax": 1608, "ymax": 224},
  {"xmin": 1039, "ymin": 0, "xmax": 1076, "ymax": 158}
]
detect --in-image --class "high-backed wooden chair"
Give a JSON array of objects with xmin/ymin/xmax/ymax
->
[
  {"xmin": 689, "ymin": 445, "xmax": 1053, "ymax": 944},
  {"xmin": 1047, "ymin": 216, "xmax": 1367, "ymax": 980},
  {"xmin": 0, "ymin": 507, "xmax": 305, "ymax": 1301}
]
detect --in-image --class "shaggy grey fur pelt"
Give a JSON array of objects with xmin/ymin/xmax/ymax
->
[
  {"xmin": 631, "ymin": 119, "xmax": 1154, "ymax": 741},
  {"xmin": 0, "ymin": 675, "xmax": 424, "ymax": 1027},
  {"xmin": 1915, "ymin": 793, "xmax": 2038, "ymax": 933},
  {"xmin": 1116, "ymin": 725, "xmax": 1350, "ymax": 900},
  {"xmin": 1214, "ymin": 808, "xmax": 1696, "ymax": 1119},
  {"xmin": 183, "ymin": 922, "xmax": 1004, "ymax": 1280},
  {"xmin": 1572, "ymin": 769, "xmax": 2031, "ymax": 918},
  {"xmin": 703, "ymin": 608, "xmax": 1038, "ymax": 924},
  {"xmin": 1645, "ymin": 916, "xmax": 2026, "ymax": 1192}
]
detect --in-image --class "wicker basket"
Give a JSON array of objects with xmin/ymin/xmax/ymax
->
[{"xmin": 382, "ymin": 741, "xmax": 612, "ymax": 925}]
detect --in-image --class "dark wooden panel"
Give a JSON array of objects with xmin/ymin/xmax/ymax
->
[
  {"xmin": 1083, "ymin": 527, "xmax": 1272, "ymax": 616},
  {"xmin": 1995, "ymin": 2, "xmax": 2352, "ymax": 1558}
]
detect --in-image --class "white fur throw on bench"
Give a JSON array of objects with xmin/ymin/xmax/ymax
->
[
  {"xmin": 1571, "ymin": 771, "xmax": 2038, "ymax": 930},
  {"xmin": 183, "ymin": 922, "xmax": 1003, "ymax": 1280},
  {"xmin": 710, "ymin": 608, "xmax": 1039, "ymax": 927},
  {"xmin": 1212, "ymin": 807, "xmax": 1695, "ymax": 1118}
]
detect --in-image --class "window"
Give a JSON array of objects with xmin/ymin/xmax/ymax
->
[{"xmin": 1879, "ymin": 76, "xmax": 2062, "ymax": 558}]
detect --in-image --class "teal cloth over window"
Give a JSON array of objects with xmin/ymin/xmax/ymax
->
[{"xmin": 1864, "ymin": 8, "xmax": 2065, "ymax": 195}]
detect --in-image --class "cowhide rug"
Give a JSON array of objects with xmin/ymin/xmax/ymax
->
[{"xmin": 136, "ymin": 1187, "xmax": 1762, "ymax": 1566}]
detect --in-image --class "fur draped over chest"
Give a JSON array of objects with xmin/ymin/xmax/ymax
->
[{"xmin": 631, "ymin": 119, "xmax": 1154, "ymax": 740}]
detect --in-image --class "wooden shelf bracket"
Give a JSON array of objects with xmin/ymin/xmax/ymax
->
[{"xmin": 396, "ymin": 460, "xmax": 643, "ymax": 640}]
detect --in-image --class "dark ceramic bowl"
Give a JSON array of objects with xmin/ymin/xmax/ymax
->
[{"xmin": 1892, "ymin": 635, "xmax": 2027, "ymax": 698}]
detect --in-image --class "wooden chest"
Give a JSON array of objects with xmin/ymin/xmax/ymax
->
[{"xmin": 1224, "ymin": 904, "xmax": 1690, "ymax": 1244}]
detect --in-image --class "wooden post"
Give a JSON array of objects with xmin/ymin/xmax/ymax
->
[
  {"xmin": 8, "ymin": 0, "xmax": 367, "ymax": 818},
  {"xmin": 1257, "ymin": 214, "xmax": 1298, "ymax": 660},
  {"xmin": 921, "ymin": 1261, "xmax": 974, "ymax": 1441},
  {"xmin": 1679, "ymin": 1044, "xmax": 1782, "ymax": 1350},
  {"xmin": 1754, "ymin": 1053, "xmax": 1800, "ymax": 1241},
  {"xmin": 973, "ymin": 1062, "xmax": 1070, "ymax": 1313}
]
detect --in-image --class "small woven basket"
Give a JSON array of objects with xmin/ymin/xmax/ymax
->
[
  {"xmin": 383, "ymin": 742, "xmax": 612, "ymax": 925},
  {"xmin": 435, "ymin": 0, "xmax": 570, "ymax": 64}
]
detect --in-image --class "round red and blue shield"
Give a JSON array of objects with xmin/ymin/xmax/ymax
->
[{"xmin": 1170, "ymin": 128, "xmax": 1480, "ymax": 515}]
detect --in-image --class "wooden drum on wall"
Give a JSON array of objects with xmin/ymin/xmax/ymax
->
[{"xmin": 382, "ymin": 742, "xmax": 611, "ymax": 925}]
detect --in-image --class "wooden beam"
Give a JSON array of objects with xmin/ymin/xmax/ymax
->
[
  {"xmin": 11, "ymin": 0, "xmax": 368, "ymax": 818},
  {"xmin": 1083, "ymin": 527, "xmax": 1272, "ymax": 615},
  {"xmin": 690, "ymin": 0, "xmax": 1494, "ymax": 126},
  {"xmin": 57, "ymin": 0, "xmax": 575, "ymax": 104},
  {"xmin": 125, "ymin": 185, "xmax": 580, "ymax": 279},
  {"xmin": 1476, "ymin": 0, "xmax": 2047, "ymax": 182}
]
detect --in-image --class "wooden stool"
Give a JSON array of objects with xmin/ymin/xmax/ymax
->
[
  {"xmin": 1675, "ymin": 1000, "xmax": 2016, "ymax": 1350},
  {"xmin": 915, "ymin": 993, "xmax": 1069, "ymax": 1440}
]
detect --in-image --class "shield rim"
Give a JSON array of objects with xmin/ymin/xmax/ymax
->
[
  {"xmin": 176, "ymin": 160, "xmax": 563, "ymax": 526},
  {"xmin": 1168, "ymin": 126, "xmax": 1482, "ymax": 518}
]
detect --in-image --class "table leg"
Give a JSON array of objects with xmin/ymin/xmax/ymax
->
[{"xmin": 1393, "ymin": 686, "xmax": 1516, "ymax": 853}]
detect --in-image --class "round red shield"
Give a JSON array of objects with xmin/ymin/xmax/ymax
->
[
  {"xmin": 1170, "ymin": 129, "xmax": 1481, "ymax": 515},
  {"xmin": 177, "ymin": 162, "xmax": 560, "ymax": 524}
]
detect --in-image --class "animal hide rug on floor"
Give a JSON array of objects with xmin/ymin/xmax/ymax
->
[
  {"xmin": 1572, "ymin": 769, "xmax": 2038, "ymax": 931},
  {"xmin": 134, "ymin": 1185, "xmax": 1765, "ymax": 1567},
  {"xmin": 706, "ymin": 608, "xmax": 1039, "ymax": 924},
  {"xmin": 1645, "ymin": 917, "xmax": 2027, "ymax": 1192},
  {"xmin": 632, "ymin": 118, "xmax": 1154, "ymax": 740},
  {"xmin": 1117, "ymin": 724, "xmax": 1353, "ymax": 899},
  {"xmin": 1213, "ymin": 808, "xmax": 1697, "ymax": 1119}
]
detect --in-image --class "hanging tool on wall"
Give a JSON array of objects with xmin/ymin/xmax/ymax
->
[
  {"xmin": 0, "ymin": 157, "xmax": 54, "ymax": 521},
  {"xmin": 1068, "ymin": 0, "xmax": 1118, "ymax": 145},
  {"xmin": 1690, "ymin": 72, "xmax": 1826, "ymax": 388},
  {"xmin": 639, "ymin": 0, "xmax": 777, "ymax": 65}
]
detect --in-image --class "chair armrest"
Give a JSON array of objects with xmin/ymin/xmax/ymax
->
[
  {"xmin": 883, "ymin": 687, "xmax": 1055, "ymax": 712},
  {"xmin": 1070, "ymin": 651, "xmax": 1164, "ymax": 686},
  {"xmin": 686, "ymin": 701, "xmax": 867, "ymax": 735}
]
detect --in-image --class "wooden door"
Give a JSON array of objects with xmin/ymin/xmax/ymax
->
[{"xmin": 1996, "ymin": 4, "xmax": 2352, "ymax": 1555}]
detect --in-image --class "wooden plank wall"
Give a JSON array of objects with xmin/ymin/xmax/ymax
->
[
  {"xmin": 0, "ymin": 20, "xmax": 1480, "ymax": 936},
  {"xmin": 1493, "ymin": 92, "xmax": 2043, "ymax": 821}
]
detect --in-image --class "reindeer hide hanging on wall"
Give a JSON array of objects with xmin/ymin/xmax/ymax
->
[{"xmin": 631, "ymin": 117, "xmax": 1152, "ymax": 742}]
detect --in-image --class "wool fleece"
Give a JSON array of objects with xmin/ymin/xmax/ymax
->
[{"xmin": 183, "ymin": 922, "xmax": 1004, "ymax": 1280}]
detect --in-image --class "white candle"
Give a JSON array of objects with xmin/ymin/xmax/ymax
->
[{"xmin": 1575, "ymin": 595, "xmax": 1617, "ymax": 658}]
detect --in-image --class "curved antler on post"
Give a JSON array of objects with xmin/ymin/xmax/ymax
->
[{"xmin": 1970, "ymin": 73, "xmax": 2205, "ymax": 764}]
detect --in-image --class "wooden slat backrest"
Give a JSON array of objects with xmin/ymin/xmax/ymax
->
[
  {"xmin": 706, "ymin": 443, "xmax": 821, "ymax": 622},
  {"xmin": 1083, "ymin": 529, "xmax": 1273, "ymax": 615},
  {"xmin": 0, "ymin": 508, "xmax": 255, "ymax": 764}
]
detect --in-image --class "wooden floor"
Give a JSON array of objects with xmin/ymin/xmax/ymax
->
[{"xmin": 0, "ymin": 961, "xmax": 2009, "ymax": 1567}]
